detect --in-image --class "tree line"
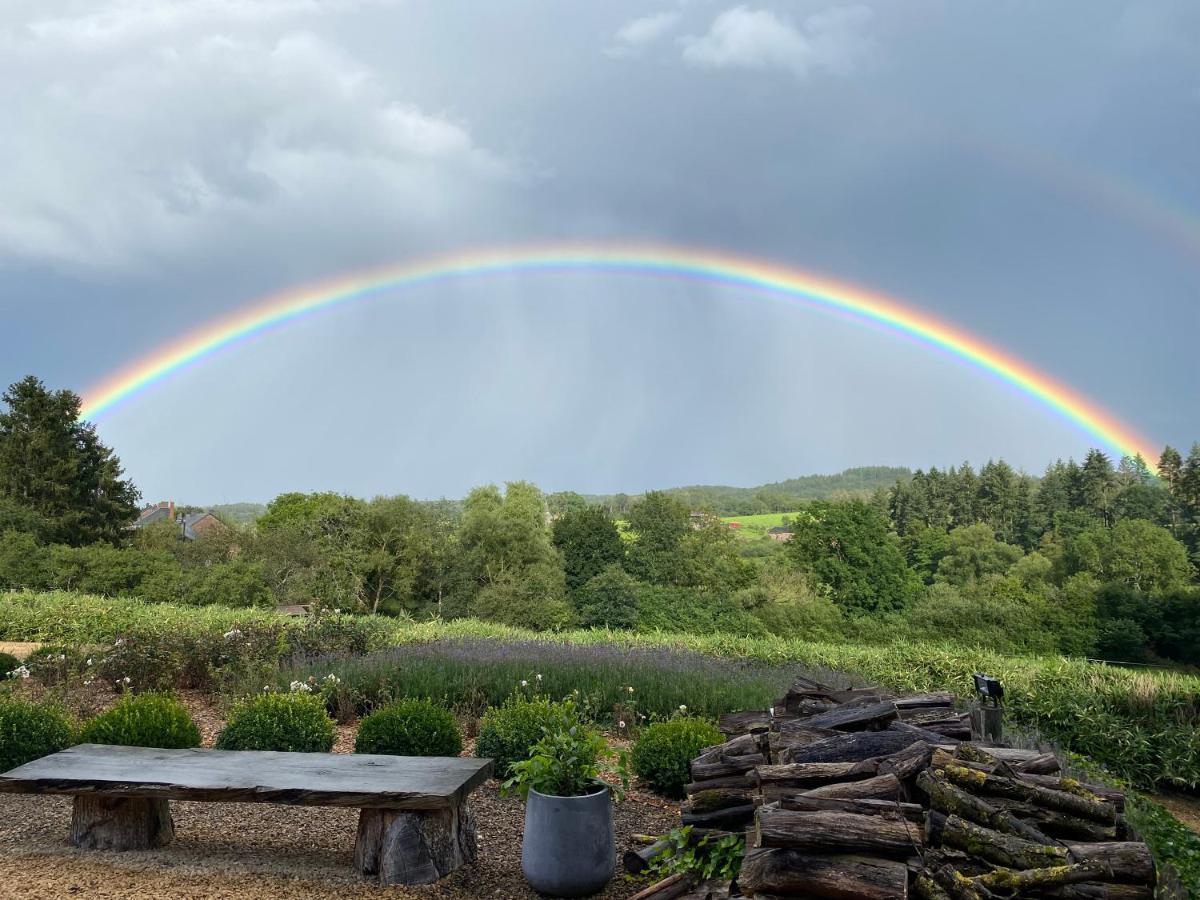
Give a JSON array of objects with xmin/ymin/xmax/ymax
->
[{"xmin": 1, "ymin": 376, "xmax": 1196, "ymax": 667}]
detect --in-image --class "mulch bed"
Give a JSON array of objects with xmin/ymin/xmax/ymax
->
[{"xmin": 0, "ymin": 693, "xmax": 680, "ymax": 899}]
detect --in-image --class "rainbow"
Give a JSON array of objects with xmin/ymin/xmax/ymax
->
[{"xmin": 79, "ymin": 243, "xmax": 1159, "ymax": 463}]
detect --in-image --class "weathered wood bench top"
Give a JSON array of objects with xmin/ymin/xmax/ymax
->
[{"xmin": 0, "ymin": 744, "xmax": 492, "ymax": 810}]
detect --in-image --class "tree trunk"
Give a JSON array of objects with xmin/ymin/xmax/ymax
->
[
  {"xmin": 1066, "ymin": 842, "xmax": 1155, "ymax": 884},
  {"xmin": 878, "ymin": 741, "xmax": 936, "ymax": 781},
  {"xmin": 353, "ymin": 801, "xmax": 476, "ymax": 885},
  {"xmin": 690, "ymin": 753, "xmax": 766, "ymax": 782},
  {"xmin": 684, "ymin": 788, "xmax": 756, "ymax": 814},
  {"xmin": 917, "ymin": 769, "xmax": 1054, "ymax": 846},
  {"xmin": 779, "ymin": 794, "xmax": 924, "ymax": 822},
  {"xmin": 70, "ymin": 795, "xmax": 174, "ymax": 851},
  {"xmin": 781, "ymin": 731, "xmax": 926, "ymax": 764},
  {"xmin": 754, "ymin": 807, "xmax": 923, "ymax": 857},
  {"xmin": 757, "ymin": 761, "xmax": 878, "ymax": 793},
  {"xmin": 926, "ymin": 811, "xmax": 1068, "ymax": 870},
  {"xmin": 800, "ymin": 700, "xmax": 900, "ymax": 732},
  {"xmin": 940, "ymin": 763, "xmax": 1116, "ymax": 824},
  {"xmin": 971, "ymin": 861, "xmax": 1113, "ymax": 892},
  {"xmin": 803, "ymin": 773, "xmax": 903, "ymax": 801},
  {"xmin": 739, "ymin": 847, "xmax": 909, "ymax": 899}
]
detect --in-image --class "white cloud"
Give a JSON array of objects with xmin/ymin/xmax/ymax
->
[
  {"xmin": 606, "ymin": 11, "xmax": 682, "ymax": 57},
  {"xmin": 0, "ymin": 1, "xmax": 510, "ymax": 268},
  {"xmin": 682, "ymin": 5, "xmax": 873, "ymax": 78}
]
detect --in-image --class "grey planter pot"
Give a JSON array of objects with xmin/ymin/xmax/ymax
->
[{"xmin": 521, "ymin": 784, "xmax": 615, "ymax": 897}]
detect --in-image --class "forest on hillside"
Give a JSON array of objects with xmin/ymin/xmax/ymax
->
[{"xmin": 1, "ymin": 376, "xmax": 1197, "ymax": 668}]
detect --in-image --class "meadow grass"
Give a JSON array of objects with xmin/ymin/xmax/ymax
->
[{"xmin": 719, "ymin": 511, "xmax": 797, "ymax": 539}]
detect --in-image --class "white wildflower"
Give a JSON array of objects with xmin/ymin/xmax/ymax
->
[
  {"xmin": 123, "ymin": 676, "xmax": 132, "ymax": 685},
  {"xmin": 324, "ymin": 674, "xmax": 341, "ymax": 684},
  {"xmin": 520, "ymin": 680, "xmax": 528, "ymax": 688},
  {"xmin": 289, "ymin": 680, "xmax": 313, "ymax": 693},
  {"xmin": 678, "ymin": 705, "xmax": 687, "ymax": 713},
  {"xmin": 10, "ymin": 665, "xmax": 30, "ymax": 680},
  {"xmin": 83, "ymin": 678, "xmax": 93, "ymax": 686},
  {"xmin": 222, "ymin": 629, "xmax": 243, "ymax": 641},
  {"xmin": 57, "ymin": 654, "xmax": 65, "ymax": 661},
  {"xmin": 86, "ymin": 658, "xmax": 93, "ymax": 667},
  {"xmin": 114, "ymin": 638, "xmax": 126, "ymax": 647},
  {"xmin": 535, "ymin": 674, "xmax": 542, "ymax": 682},
  {"xmin": 618, "ymin": 721, "xmax": 626, "ymax": 729},
  {"xmin": 626, "ymin": 686, "xmax": 635, "ymax": 694}
]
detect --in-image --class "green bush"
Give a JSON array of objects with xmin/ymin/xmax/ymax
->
[
  {"xmin": 78, "ymin": 693, "xmax": 201, "ymax": 749},
  {"xmin": 632, "ymin": 718, "xmax": 724, "ymax": 798},
  {"xmin": 355, "ymin": 699, "xmax": 462, "ymax": 757},
  {"xmin": 215, "ymin": 692, "xmax": 336, "ymax": 752},
  {"xmin": 0, "ymin": 651, "xmax": 20, "ymax": 679},
  {"xmin": 0, "ymin": 700, "xmax": 73, "ymax": 772},
  {"xmin": 23, "ymin": 644, "xmax": 86, "ymax": 687},
  {"xmin": 97, "ymin": 636, "xmax": 180, "ymax": 693},
  {"xmin": 476, "ymin": 694, "xmax": 566, "ymax": 779}
]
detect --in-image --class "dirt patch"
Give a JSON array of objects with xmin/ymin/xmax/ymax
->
[
  {"xmin": 1152, "ymin": 792, "xmax": 1200, "ymax": 834},
  {"xmin": 0, "ymin": 694, "xmax": 681, "ymax": 898},
  {"xmin": 0, "ymin": 642, "xmax": 42, "ymax": 660}
]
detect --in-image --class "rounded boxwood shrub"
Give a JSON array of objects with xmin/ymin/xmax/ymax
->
[
  {"xmin": 475, "ymin": 694, "xmax": 564, "ymax": 779},
  {"xmin": 0, "ymin": 700, "xmax": 73, "ymax": 772},
  {"xmin": 632, "ymin": 718, "xmax": 724, "ymax": 798},
  {"xmin": 355, "ymin": 699, "xmax": 462, "ymax": 757},
  {"xmin": 215, "ymin": 692, "xmax": 336, "ymax": 752},
  {"xmin": 0, "ymin": 652, "xmax": 21, "ymax": 679},
  {"xmin": 78, "ymin": 692, "xmax": 201, "ymax": 750}
]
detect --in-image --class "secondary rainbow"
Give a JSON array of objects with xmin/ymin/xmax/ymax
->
[{"xmin": 79, "ymin": 243, "xmax": 1159, "ymax": 463}]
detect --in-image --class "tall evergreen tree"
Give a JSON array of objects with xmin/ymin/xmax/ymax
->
[{"xmin": 0, "ymin": 376, "xmax": 139, "ymax": 546}]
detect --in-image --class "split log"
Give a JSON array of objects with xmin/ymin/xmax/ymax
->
[
  {"xmin": 803, "ymin": 773, "xmax": 903, "ymax": 801},
  {"xmin": 353, "ymin": 801, "xmax": 476, "ymax": 886},
  {"xmin": 802, "ymin": 699, "xmax": 900, "ymax": 732},
  {"xmin": 894, "ymin": 692, "xmax": 955, "ymax": 709},
  {"xmin": 890, "ymin": 721, "xmax": 961, "ymax": 745},
  {"xmin": 684, "ymin": 773, "xmax": 756, "ymax": 795},
  {"xmin": 692, "ymin": 734, "xmax": 761, "ymax": 765},
  {"xmin": 684, "ymin": 787, "xmax": 755, "ymax": 814},
  {"xmin": 878, "ymin": 741, "xmax": 936, "ymax": 781},
  {"xmin": 779, "ymin": 795, "xmax": 924, "ymax": 823},
  {"xmin": 757, "ymin": 761, "xmax": 879, "ymax": 790},
  {"xmin": 782, "ymin": 731, "xmax": 925, "ymax": 764},
  {"xmin": 1015, "ymin": 753, "xmax": 1062, "ymax": 775},
  {"xmin": 941, "ymin": 763, "xmax": 1117, "ymax": 824},
  {"xmin": 773, "ymin": 723, "xmax": 841, "ymax": 744},
  {"xmin": 70, "ymin": 795, "xmax": 174, "ymax": 851},
  {"xmin": 680, "ymin": 804, "xmax": 758, "ymax": 829},
  {"xmin": 926, "ymin": 811, "xmax": 1069, "ymax": 870},
  {"xmin": 739, "ymin": 847, "xmax": 909, "ymax": 899},
  {"xmin": 690, "ymin": 753, "xmax": 766, "ymax": 782},
  {"xmin": 1066, "ymin": 842, "xmax": 1155, "ymax": 884},
  {"xmin": 755, "ymin": 807, "xmax": 923, "ymax": 857},
  {"xmin": 628, "ymin": 872, "xmax": 697, "ymax": 900},
  {"xmin": 917, "ymin": 769, "xmax": 1054, "ymax": 845},
  {"xmin": 717, "ymin": 711, "xmax": 773, "ymax": 737}
]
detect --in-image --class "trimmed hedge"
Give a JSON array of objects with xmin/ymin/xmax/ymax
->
[{"xmin": 215, "ymin": 692, "xmax": 336, "ymax": 752}]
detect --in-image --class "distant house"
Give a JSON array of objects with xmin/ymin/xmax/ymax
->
[
  {"xmin": 133, "ymin": 501, "xmax": 176, "ymax": 529},
  {"xmin": 768, "ymin": 526, "xmax": 793, "ymax": 542},
  {"xmin": 181, "ymin": 511, "xmax": 226, "ymax": 541},
  {"xmin": 132, "ymin": 502, "xmax": 227, "ymax": 541}
]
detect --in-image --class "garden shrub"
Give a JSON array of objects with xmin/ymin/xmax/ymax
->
[
  {"xmin": 287, "ymin": 613, "xmax": 386, "ymax": 658},
  {"xmin": 0, "ymin": 651, "xmax": 20, "ymax": 678},
  {"xmin": 632, "ymin": 718, "xmax": 724, "ymax": 798},
  {"xmin": 355, "ymin": 699, "xmax": 462, "ymax": 757},
  {"xmin": 96, "ymin": 635, "xmax": 180, "ymax": 693},
  {"xmin": 22, "ymin": 644, "xmax": 86, "ymax": 687},
  {"xmin": 215, "ymin": 692, "xmax": 336, "ymax": 752},
  {"xmin": 78, "ymin": 692, "xmax": 201, "ymax": 749},
  {"xmin": 0, "ymin": 700, "xmax": 73, "ymax": 771},
  {"xmin": 476, "ymin": 694, "xmax": 566, "ymax": 778}
]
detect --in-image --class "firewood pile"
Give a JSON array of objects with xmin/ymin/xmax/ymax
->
[{"xmin": 626, "ymin": 676, "xmax": 1161, "ymax": 900}]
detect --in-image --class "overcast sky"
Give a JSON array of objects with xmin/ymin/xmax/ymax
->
[{"xmin": 2, "ymin": 0, "xmax": 1198, "ymax": 504}]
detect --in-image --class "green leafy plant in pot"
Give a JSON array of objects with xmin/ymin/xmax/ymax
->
[{"xmin": 502, "ymin": 698, "xmax": 628, "ymax": 898}]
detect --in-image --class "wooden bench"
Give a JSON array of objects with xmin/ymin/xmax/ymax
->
[{"xmin": 0, "ymin": 744, "xmax": 492, "ymax": 885}]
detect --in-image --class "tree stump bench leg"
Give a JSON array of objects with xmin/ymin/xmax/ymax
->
[
  {"xmin": 354, "ymin": 800, "xmax": 477, "ymax": 885},
  {"xmin": 70, "ymin": 796, "xmax": 174, "ymax": 851}
]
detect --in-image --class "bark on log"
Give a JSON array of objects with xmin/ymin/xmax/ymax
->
[
  {"xmin": 717, "ymin": 711, "xmax": 774, "ymax": 737},
  {"xmin": 757, "ymin": 761, "xmax": 878, "ymax": 789},
  {"xmin": 1015, "ymin": 753, "xmax": 1062, "ymax": 775},
  {"xmin": 983, "ymin": 799, "xmax": 1118, "ymax": 842},
  {"xmin": 685, "ymin": 787, "xmax": 755, "ymax": 814},
  {"xmin": 802, "ymin": 700, "xmax": 900, "ymax": 732},
  {"xmin": 894, "ymin": 693, "xmax": 956, "ymax": 709},
  {"xmin": 70, "ymin": 795, "xmax": 174, "ymax": 851},
  {"xmin": 772, "ymin": 724, "xmax": 841, "ymax": 746},
  {"xmin": 628, "ymin": 872, "xmax": 697, "ymax": 900},
  {"xmin": 913, "ymin": 872, "xmax": 954, "ymax": 900},
  {"xmin": 1066, "ymin": 842, "xmax": 1155, "ymax": 884},
  {"xmin": 941, "ymin": 764, "xmax": 1117, "ymax": 824},
  {"xmin": 783, "ymin": 731, "xmax": 925, "ymax": 764},
  {"xmin": 917, "ymin": 769, "xmax": 1055, "ymax": 846},
  {"xmin": 754, "ymin": 807, "xmax": 923, "ymax": 857},
  {"xmin": 684, "ymin": 774, "xmax": 756, "ymax": 795},
  {"xmin": 353, "ymin": 801, "xmax": 476, "ymax": 886},
  {"xmin": 878, "ymin": 741, "xmax": 936, "ymax": 781},
  {"xmin": 778, "ymin": 795, "xmax": 924, "ymax": 822},
  {"xmin": 971, "ymin": 861, "xmax": 1113, "ymax": 892},
  {"xmin": 739, "ymin": 847, "xmax": 909, "ymax": 899},
  {"xmin": 825, "ymin": 688, "xmax": 887, "ymax": 706},
  {"xmin": 804, "ymin": 773, "xmax": 903, "ymax": 801},
  {"xmin": 680, "ymin": 804, "xmax": 757, "ymax": 829},
  {"xmin": 890, "ymin": 721, "xmax": 962, "ymax": 746},
  {"xmin": 926, "ymin": 811, "xmax": 1068, "ymax": 870},
  {"xmin": 690, "ymin": 753, "xmax": 766, "ymax": 782}
]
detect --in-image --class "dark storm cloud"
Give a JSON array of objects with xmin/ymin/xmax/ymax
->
[{"xmin": 1, "ymin": 0, "xmax": 1197, "ymax": 502}]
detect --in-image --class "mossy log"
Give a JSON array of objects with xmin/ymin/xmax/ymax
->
[
  {"xmin": 941, "ymin": 763, "xmax": 1117, "ymax": 825},
  {"xmin": 1066, "ymin": 842, "xmax": 1155, "ymax": 885},
  {"xmin": 803, "ymin": 772, "xmax": 903, "ymax": 801},
  {"xmin": 739, "ymin": 847, "xmax": 909, "ymax": 899},
  {"xmin": 926, "ymin": 811, "xmax": 1069, "ymax": 870},
  {"xmin": 917, "ymin": 769, "xmax": 1054, "ymax": 846},
  {"xmin": 754, "ymin": 807, "xmax": 923, "ymax": 857},
  {"xmin": 779, "ymin": 794, "xmax": 924, "ymax": 821},
  {"xmin": 914, "ymin": 872, "xmax": 954, "ymax": 900},
  {"xmin": 970, "ymin": 860, "xmax": 1113, "ymax": 892}
]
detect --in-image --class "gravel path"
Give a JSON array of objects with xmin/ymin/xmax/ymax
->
[{"xmin": 0, "ymin": 693, "xmax": 681, "ymax": 898}]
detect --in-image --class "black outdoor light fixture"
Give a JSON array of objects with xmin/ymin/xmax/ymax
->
[{"xmin": 973, "ymin": 673, "xmax": 1004, "ymax": 706}]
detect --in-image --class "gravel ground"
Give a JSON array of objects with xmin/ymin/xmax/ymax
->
[{"xmin": 0, "ymin": 695, "xmax": 680, "ymax": 899}]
